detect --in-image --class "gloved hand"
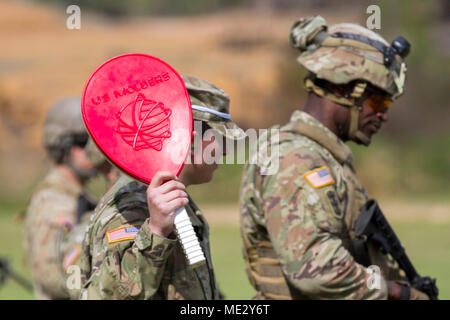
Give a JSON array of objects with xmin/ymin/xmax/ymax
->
[{"xmin": 388, "ymin": 281, "xmax": 429, "ymax": 300}]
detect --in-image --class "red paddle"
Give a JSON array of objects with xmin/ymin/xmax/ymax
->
[{"xmin": 82, "ymin": 53, "xmax": 205, "ymax": 267}]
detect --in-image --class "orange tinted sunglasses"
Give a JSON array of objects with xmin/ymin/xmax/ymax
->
[{"xmin": 364, "ymin": 86, "xmax": 392, "ymax": 113}]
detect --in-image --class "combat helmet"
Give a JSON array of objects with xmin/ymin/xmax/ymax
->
[
  {"xmin": 182, "ymin": 75, "xmax": 246, "ymax": 140},
  {"xmin": 43, "ymin": 96, "xmax": 97, "ymax": 179},
  {"xmin": 290, "ymin": 16, "xmax": 410, "ymax": 145},
  {"xmin": 43, "ymin": 96, "xmax": 89, "ymax": 162}
]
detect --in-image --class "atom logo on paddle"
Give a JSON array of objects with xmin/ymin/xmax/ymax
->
[{"xmin": 115, "ymin": 93, "xmax": 172, "ymax": 151}]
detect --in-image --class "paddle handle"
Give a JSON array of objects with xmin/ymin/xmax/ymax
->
[{"xmin": 174, "ymin": 207, "xmax": 206, "ymax": 268}]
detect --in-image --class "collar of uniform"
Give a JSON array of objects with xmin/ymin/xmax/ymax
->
[
  {"xmin": 109, "ymin": 174, "xmax": 146, "ymax": 208},
  {"xmin": 187, "ymin": 195, "xmax": 202, "ymax": 215},
  {"xmin": 281, "ymin": 110, "xmax": 355, "ymax": 166}
]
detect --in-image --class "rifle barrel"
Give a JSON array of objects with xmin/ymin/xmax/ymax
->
[{"xmin": 8, "ymin": 270, "xmax": 33, "ymax": 292}]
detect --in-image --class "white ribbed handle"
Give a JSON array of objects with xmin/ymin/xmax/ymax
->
[{"xmin": 174, "ymin": 207, "xmax": 206, "ymax": 267}]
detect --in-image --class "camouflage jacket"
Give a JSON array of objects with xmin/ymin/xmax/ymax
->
[
  {"xmin": 60, "ymin": 213, "xmax": 94, "ymax": 299},
  {"xmin": 240, "ymin": 110, "xmax": 403, "ymax": 300},
  {"xmin": 79, "ymin": 175, "xmax": 221, "ymax": 300},
  {"xmin": 23, "ymin": 167, "xmax": 94, "ymax": 299}
]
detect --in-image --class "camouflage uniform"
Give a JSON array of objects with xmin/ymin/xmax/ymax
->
[
  {"xmin": 80, "ymin": 75, "xmax": 245, "ymax": 300},
  {"xmin": 79, "ymin": 175, "xmax": 221, "ymax": 299},
  {"xmin": 241, "ymin": 111, "xmax": 405, "ymax": 299},
  {"xmin": 59, "ymin": 138, "xmax": 115, "ymax": 300},
  {"xmin": 23, "ymin": 97, "xmax": 97, "ymax": 299},
  {"xmin": 24, "ymin": 167, "xmax": 95, "ymax": 299},
  {"xmin": 240, "ymin": 17, "xmax": 411, "ymax": 300}
]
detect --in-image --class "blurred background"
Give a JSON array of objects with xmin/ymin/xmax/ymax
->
[{"xmin": 0, "ymin": 0, "xmax": 449, "ymax": 299}]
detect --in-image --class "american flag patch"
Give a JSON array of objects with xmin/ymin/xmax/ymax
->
[
  {"xmin": 106, "ymin": 224, "xmax": 141, "ymax": 244},
  {"xmin": 62, "ymin": 244, "xmax": 81, "ymax": 271},
  {"xmin": 304, "ymin": 166, "xmax": 335, "ymax": 188}
]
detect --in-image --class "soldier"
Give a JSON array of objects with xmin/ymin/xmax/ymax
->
[
  {"xmin": 60, "ymin": 138, "xmax": 120, "ymax": 299},
  {"xmin": 84, "ymin": 138, "xmax": 121, "ymax": 190},
  {"xmin": 23, "ymin": 96, "xmax": 98, "ymax": 299},
  {"xmin": 240, "ymin": 17, "xmax": 430, "ymax": 300},
  {"xmin": 79, "ymin": 75, "xmax": 245, "ymax": 300}
]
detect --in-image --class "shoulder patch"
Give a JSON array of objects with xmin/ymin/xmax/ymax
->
[
  {"xmin": 304, "ymin": 166, "xmax": 335, "ymax": 188},
  {"xmin": 62, "ymin": 244, "xmax": 81, "ymax": 271},
  {"xmin": 106, "ymin": 224, "xmax": 142, "ymax": 244}
]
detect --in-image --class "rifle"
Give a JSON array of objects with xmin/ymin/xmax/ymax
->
[
  {"xmin": 0, "ymin": 256, "xmax": 33, "ymax": 293},
  {"xmin": 76, "ymin": 193, "xmax": 97, "ymax": 224},
  {"xmin": 353, "ymin": 199, "xmax": 439, "ymax": 300}
]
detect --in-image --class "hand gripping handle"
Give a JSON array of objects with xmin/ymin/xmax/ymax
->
[{"xmin": 174, "ymin": 207, "xmax": 206, "ymax": 268}]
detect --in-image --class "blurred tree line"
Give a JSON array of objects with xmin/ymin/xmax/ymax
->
[
  {"xmin": 32, "ymin": 0, "xmax": 382, "ymax": 17},
  {"xmin": 34, "ymin": 0, "xmax": 248, "ymax": 17},
  {"xmin": 11, "ymin": 0, "xmax": 449, "ymax": 203}
]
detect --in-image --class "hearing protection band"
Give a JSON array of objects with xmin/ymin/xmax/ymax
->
[{"xmin": 191, "ymin": 105, "xmax": 231, "ymax": 120}]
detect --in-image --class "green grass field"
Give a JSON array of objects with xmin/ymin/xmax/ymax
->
[{"xmin": 0, "ymin": 204, "xmax": 448, "ymax": 300}]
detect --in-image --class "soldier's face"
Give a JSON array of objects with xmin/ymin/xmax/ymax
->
[
  {"xmin": 185, "ymin": 131, "xmax": 225, "ymax": 185},
  {"xmin": 70, "ymin": 146, "xmax": 96, "ymax": 172},
  {"xmin": 357, "ymin": 85, "xmax": 391, "ymax": 138},
  {"xmin": 358, "ymin": 101, "xmax": 389, "ymax": 138}
]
